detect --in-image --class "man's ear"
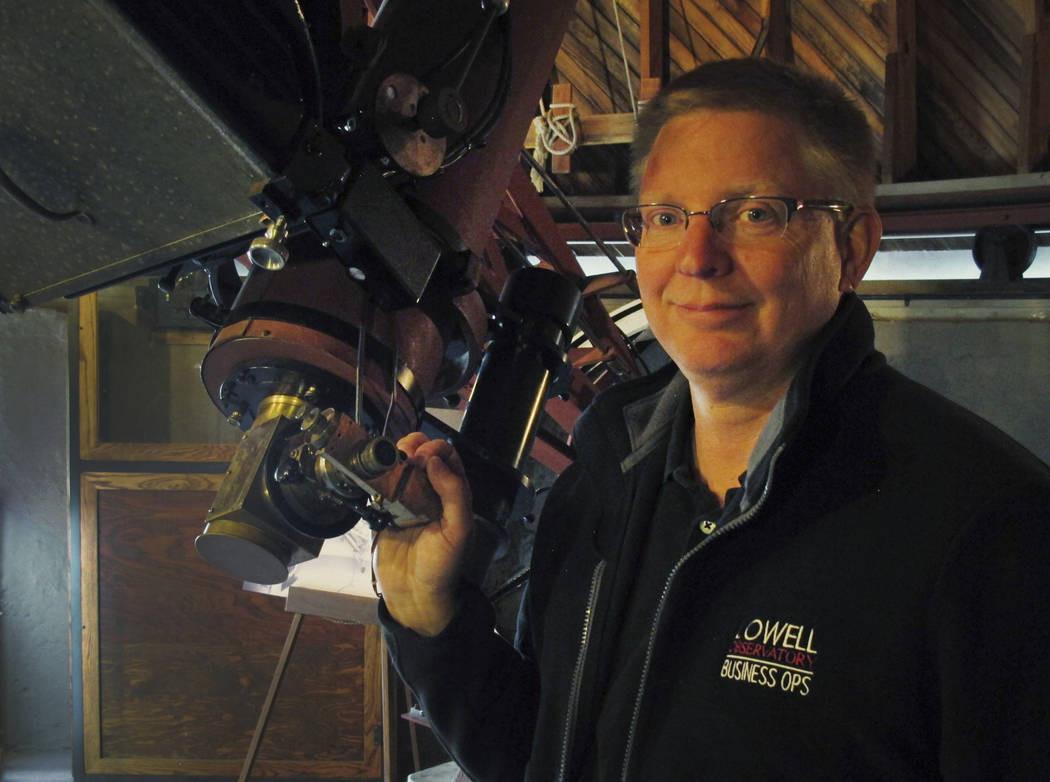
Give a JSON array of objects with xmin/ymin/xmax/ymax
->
[{"xmin": 838, "ymin": 207, "xmax": 882, "ymax": 292}]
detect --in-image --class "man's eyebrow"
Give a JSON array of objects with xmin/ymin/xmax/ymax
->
[
  {"xmin": 720, "ymin": 184, "xmax": 778, "ymax": 199},
  {"xmin": 637, "ymin": 185, "xmax": 779, "ymax": 205}
]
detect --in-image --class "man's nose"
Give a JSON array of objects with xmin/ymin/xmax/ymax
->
[{"xmin": 675, "ymin": 217, "xmax": 733, "ymax": 278}]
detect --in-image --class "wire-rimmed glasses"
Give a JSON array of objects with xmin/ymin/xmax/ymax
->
[{"xmin": 621, "ymin": 196, "xmax": 854, "ymax": 250}]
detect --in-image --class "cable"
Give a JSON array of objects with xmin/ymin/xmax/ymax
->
[
  {"xmin": 382, "ymin": 339, "xmax": 399, "ymax": 437},
  {"xmin": 289, "ymin": 0, "xmax": 325, "ymax": 124},
  {"xmin": 440, "ymin": 15, "xmax": 512, "ymax": 168},
  {"xmin": 610, "ymin": 0, "xmax": 637, "ymax": 117}
]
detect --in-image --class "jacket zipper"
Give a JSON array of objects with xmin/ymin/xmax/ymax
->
[
  {"xmin": 618, "ymin": 443, "xmax": 786, "ymax": 781},
  {"xmin": 557, "ymin": 558, "xmax": 607, "ymax": 782}
]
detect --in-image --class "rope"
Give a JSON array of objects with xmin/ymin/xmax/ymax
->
[
  {"xmin": 610, "ymin": 0, "xmax": 637, "ymax": 117},
  {"xmin": 533, "ymin": 99, "xmax": 580, "ymax": 156},
  {"xmin": 530, "ymin": 98, "xmax": 580, "ymax": 191}
]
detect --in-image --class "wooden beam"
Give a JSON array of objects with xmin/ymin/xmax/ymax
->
[
  {"xmin": 1019, "ymin": 0, "xmax": 1050, "ymax": 172},
  {"xmin": 757, "ymin": 0, "xmax": 794, "ymax": 63},
  {"xmin": 639, "ymin": 0, "xmax": 666, "ymax": 86},
  {"xmin": 882, "ymin": 0, "xmax": 917, "ymax": 183},
  {"xmin": 879, "ymin": 202, "xmax": 1050, "ymax": 233},
  {"xmin": 502, "ymin": 166, "xmax": 643, "ymax": 379},
  {"xmin": 551, "ymin": 82, "xmax": 575, "ymax": 173},
  {"xmin": 640, "ymin": 77, "xmax": 662, "ymax": 102}
]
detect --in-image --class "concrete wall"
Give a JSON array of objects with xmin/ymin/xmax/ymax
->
[
  {"xmin": 870, "ymin": 300, "xmax": 1050, "ymax": 465},
  {"xmin": 0, "ymin": 308, "xmax": 71, "ymax": 760}
]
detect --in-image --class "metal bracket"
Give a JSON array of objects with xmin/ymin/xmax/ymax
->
[{"xmin": 317, "ymin": 452, "xmax": 425, "ymax": 531}]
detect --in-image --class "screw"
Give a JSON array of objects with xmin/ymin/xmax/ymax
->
[
  {"xmin": 328, "ymin": 228, "xmax": 347, "ymax": 243},
  {"xmin": 348, "ymin": 267, "xmax": 367, "ymax": 281}
]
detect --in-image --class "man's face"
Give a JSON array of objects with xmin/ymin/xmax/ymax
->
[{"xmin": 635, "ymin": 109, "xmax": 855, "ymax": 392}]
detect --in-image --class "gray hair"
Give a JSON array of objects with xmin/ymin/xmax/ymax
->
[{"xmin": 631, "ymin": 58, "xmax": 878, "ymax": 205}]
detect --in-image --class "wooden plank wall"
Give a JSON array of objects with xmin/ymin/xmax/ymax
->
[
  {"xmin": 81, "ymin": 473, "xmax": 382, "ymax": 778},
  {"xmin": 916, "ymin": 0, "xmax": 1023, "ymax": 177},
  {"xmin": 544, "ymin": 0, "xmax": 1043, "ymax": 195}
]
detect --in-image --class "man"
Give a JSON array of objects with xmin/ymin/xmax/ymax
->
[{"xmin": 375, "ymin": 58, "xmax": 1050, "ymax": 780}]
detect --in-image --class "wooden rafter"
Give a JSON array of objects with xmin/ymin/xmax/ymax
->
[
  {"xmin": 882, "ymin": 0, "xmax": 918, "ymax": 183},
  {"xmin": 639, "ymin": 0, "xmax": 666, "ymax": 100},
  {"xmin": 1019, "ymin": 0, "xmax": 1050, "ymax": 172},
  {"xmin": 754, "ymin": 0, "xmax": 794, "ymax": 62},
  {"xmin": 501, "ymin": 165, "xmax": 643, "ymax": 382},
  {"xmin": 551, "ymin": 82, "xmax": 576, "ymax": 173}
]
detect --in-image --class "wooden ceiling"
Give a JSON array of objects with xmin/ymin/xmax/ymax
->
[{"xmin": 530, "ymin": 0, "xmax": 1050, "ymax": 201}]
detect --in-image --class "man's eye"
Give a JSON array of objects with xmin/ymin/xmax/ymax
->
[
  {"xmin": 647, "ymin": 209, "xmax": 682, "ymax": 228},
  {"xmin": 742, "ymin": 207, "xmax": 775, "ymax": 223}
]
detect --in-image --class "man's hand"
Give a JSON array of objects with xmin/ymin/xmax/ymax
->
[{"xmin": 373, "ymin": 433, "xmax": 474, "ymax": 637}]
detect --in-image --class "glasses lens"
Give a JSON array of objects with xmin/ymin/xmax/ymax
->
[
  {"xmin": 622, "ymin": 205, "xmax": 687, "ymax": 249},
  {"xmin": 621, "ymin": 209, "xmax": 645, "ymax": 246},
  {"xmin": 711, "ymin": 198, "xmax": 789, "ymax": 244}
]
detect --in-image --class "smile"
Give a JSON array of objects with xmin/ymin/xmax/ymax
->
[{"xmin": 670, "ymin": 300, "xmax": 753, "ymax": 323}]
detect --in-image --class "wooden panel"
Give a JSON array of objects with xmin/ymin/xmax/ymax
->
[
  {"xmin": 974, "ymin": 0, "xmax": 1026, "ymax": 56},
  {"xmin": 916, "ymin": 65, "xmax": 1014, "ymax": 176},
  {"xmin": 556, "ymin": 33, "xmax": 619, "ymax": 114},
  {"xmin": 667, "ymin": 1, "xmax": 720, "ymax": 73},
  {"xmin": 793, "ymin": 2, "xmax": 885, "ymax": 111},
  {"xmin": 923, "ymin": 1, "xmax": 1021, "ymax": 116},
  {"xmin": 803, "ymin": 0, "xmax": 884, "ymax": 75},
  {"xmin": 822, "ymin": 0, "xmax": 889, "ymax": 54},
  {"xmin": 915, "ymin": 0, "xmax": 1023, "ymax": 176},
  {"xmin": 557, "ymin": 1, "xmax": 640, "ymax": 115},
  {"xmin": 920, "ymin": 4, "xmax": 1016, "ymax": 171},
  {"xmin": 679, "ymin": 0, "xmax": 755, "ymax": 59},
  {"xmin": 80, "ymin": 472, "xmax": 382, "ymax": 777},
  {"xmin": 588, "ymin": 0, "xmax": 642, "ymax": 110},
  {"xmin": 1018, "ymin": 0, "xmax": 1050, "ymax": 171},
  {"xmin": 789, "ymin": 32, "xmax": 885, "ymax": 137},
  {"xmin": 78, "ymin": 291, "xmax": 237, "ymax": 463}
]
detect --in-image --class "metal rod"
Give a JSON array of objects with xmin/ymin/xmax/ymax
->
[
  {"xmin": 238, "ymin": 612, "xmax": 304, "ymax": 782},
  {"xmin": 519, "ymin": 149, "xmax": 627, "ymax": 273}
]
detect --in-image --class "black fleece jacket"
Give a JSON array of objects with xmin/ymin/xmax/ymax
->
[{"xmin": 381, "ymin": 295, "xmax": 1050, "ymax": 781}]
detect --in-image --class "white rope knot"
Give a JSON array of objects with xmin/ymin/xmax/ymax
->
[{"xmin": 534, "ymin": 100, "xmax": 580, "ymax": 157}]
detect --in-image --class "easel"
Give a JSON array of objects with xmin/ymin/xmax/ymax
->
[{"xmin": 237, "ymin": 587, "xmax": 393, "ymax": 782}]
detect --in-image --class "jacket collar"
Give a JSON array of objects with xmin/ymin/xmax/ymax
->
[{"xmin": 617, "ymin": 294, "xmax": 880, "ymax": 508}]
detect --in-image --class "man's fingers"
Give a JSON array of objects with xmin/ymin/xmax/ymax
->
[
  {"xmin": 391, "ymin": 433, "xmax": 472, "ymax": 539},
  {"xmin": 396, "ymin": 431, "xmax": 430, "ymax": 458},
  {"xmin": 425, "ymin": 454, "xmax": 473, "ymax": 543}
]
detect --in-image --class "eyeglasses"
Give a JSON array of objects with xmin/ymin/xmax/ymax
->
[{"xmin": 621, "ymin": 196, "xmax": 854, "ymax": 250}]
